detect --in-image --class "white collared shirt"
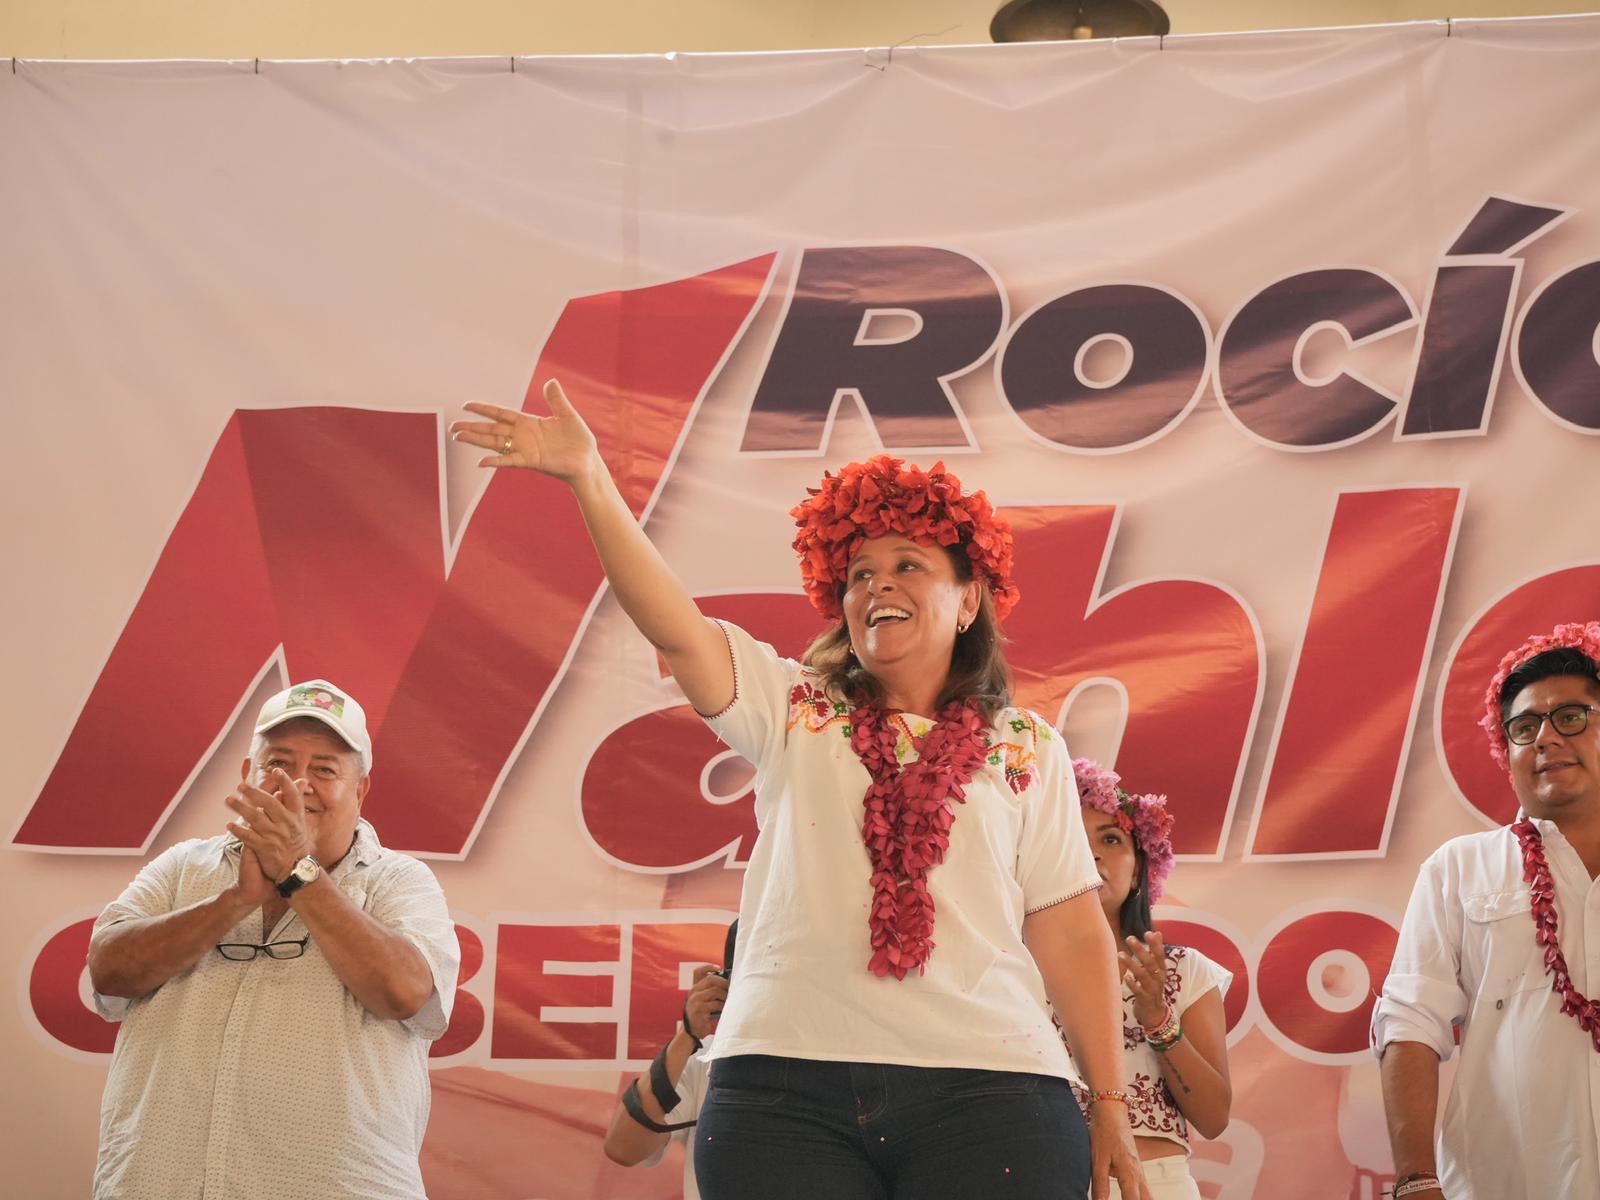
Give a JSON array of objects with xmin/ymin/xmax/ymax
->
[
  {"xmin": 1372, "ymin": 816, "xmax": 1600, "ymax": 1200},
  {"xmin": 92, "ymin": 819, "xmax": 460, "ymax": 1200}
]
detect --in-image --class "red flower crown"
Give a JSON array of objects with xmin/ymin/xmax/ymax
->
[
  {"xmin": 790, "ymin": 455, "xmax": 1020, "ymax": 623},
  {"xmin": 1480, "ymin": 620, "xmax": 1600, "ymax": 770}
]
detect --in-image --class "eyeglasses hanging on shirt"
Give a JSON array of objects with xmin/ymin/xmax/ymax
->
[{"xmin": 215, "ymin": 935, "xmax": 310, "ymax": 961}]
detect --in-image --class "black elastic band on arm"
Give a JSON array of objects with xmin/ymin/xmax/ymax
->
[
  {"xmin": 621, "ymin": 1080, "xmax": 696, "ymax": 1133},
  {"xmin": 648, "ymin": 1044, "xmax": 687, "ymax": 1114}
]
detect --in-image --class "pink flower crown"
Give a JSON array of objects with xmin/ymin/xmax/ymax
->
[
  {"xmin": 1073, "ymin": 757, "xmax": 1176, "ymax": 902},
  {"xmin": 790, "ymin": 455, "xmax": 1020, "ymax": 624},
  {"xmin": 1480, "ymin": 620, "xmax": 1600, "ymax": 770}
]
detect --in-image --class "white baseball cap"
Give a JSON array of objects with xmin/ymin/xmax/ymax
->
[{"xmin": 254, "ymin": 679, "xmax": 373, "ymax": 773}]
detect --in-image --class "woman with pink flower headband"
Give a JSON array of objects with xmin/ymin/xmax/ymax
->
[
  {"xmin": 453, "ymin": 383, "xmax": 1150, "ymax": 1200},
  {"xmin": 1373, "ymin": 621, "xmax": 1600, "ymax": 1200},
  {"xmin": 1071, "ymin": 759, "xmax": 1233, "ymax": 1199}
]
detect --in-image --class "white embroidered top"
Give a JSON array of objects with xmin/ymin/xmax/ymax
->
[
  {"xmin": 1068, "ymin": 943, "xmax": 1232, "ymax": 1153},
  {"xmin": 702, "ymin": 621, "xmax": 1102, "ymax": 1079}
]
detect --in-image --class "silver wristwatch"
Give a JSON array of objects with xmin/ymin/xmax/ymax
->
[{"xmin": 275, "ymin": 854, "xmax": 322, "ymax": 899}]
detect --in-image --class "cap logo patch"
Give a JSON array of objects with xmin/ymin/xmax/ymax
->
[{"xmin": 285, "ymin": 686, "xmax": 345, "ymax": 718}]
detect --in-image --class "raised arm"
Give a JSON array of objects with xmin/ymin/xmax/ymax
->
[
  {"xmin": 1025, "ymin": 893, "xmax": 1153, "ymax": 1200},
  {"xmin": 1121, "ymin": 932, "xmax": 1232, "ymax": 1139},
  {"xmin": 451, "ymin": 380, "xmax": 733, "ymax": 715}
]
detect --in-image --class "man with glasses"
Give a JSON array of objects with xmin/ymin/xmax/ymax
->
[
  {"xmin": 1372, "ymin": 622, "xmax": 1600, "ymax": 1200},
  {"xmin": 87, "ymin": 680, "xmax": 460, "ymax": 1200}
]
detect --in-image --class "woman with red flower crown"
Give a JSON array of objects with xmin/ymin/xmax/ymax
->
[
  {"xmin": 453, "ymin": 381, "xmax": 1150, "ymax": 1200},
  {"xmin": 1071, "ymin": 760, "xmax": 1233, "ymax": 1199}
]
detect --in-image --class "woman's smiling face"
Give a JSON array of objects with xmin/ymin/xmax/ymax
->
[{"xmin": 841, "ymin": 536, "xmax": 979, "ymax": 701}]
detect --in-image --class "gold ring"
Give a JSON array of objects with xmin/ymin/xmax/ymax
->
[{"xmin": 501, "ymin": 436, "xmax": 513, "ymax": 455}]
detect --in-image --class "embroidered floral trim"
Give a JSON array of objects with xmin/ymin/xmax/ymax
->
[
  {"xmin": 1512, "ymin": 817, "xmax": 1600, "ymax": 1052},
  {"xmin": 1073, "ymin": 757, "xmax": 1177, "ymax": 901},
  {"xmin": 1024, "ymin": 877, "xmax": 1104, "ymax": 915},
  {"xmin": 787, "ymin": 680, "xmax": 852, "ymax": 736},
  {"xmin": 790, "ymin": 455, "xmax": 1020, "ymax": 623},
  {"xmin": 852, "ymin": 697, "xmax": 991, "ymax": 980},
  {"xmin": 697, "ymin": 620, "xmax": 742, "ymax": 721},
  {"xmin": 1479, "ymin": 620, "xmax": 1600, "ymax": 770},
  {"xmin": 983, "ymin": 711, "xmax": 1046, "ymax": 794}
]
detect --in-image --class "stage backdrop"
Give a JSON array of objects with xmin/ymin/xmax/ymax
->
[{"xmin": 5, "ymin": 14, "xmax": 1599, "ymax": 1198}]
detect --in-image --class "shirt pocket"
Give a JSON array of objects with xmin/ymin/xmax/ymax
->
[{"xmin": 1461, "ymin": 888, "xmax": 1546, "ymax": 1008}]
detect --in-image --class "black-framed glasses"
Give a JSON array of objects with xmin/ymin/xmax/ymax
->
[
  {"xmin": 215, "ymin": 935, "xmax": 310, "ymax": 962},
  {"xmin": 1502, "ymin": 703, "xmax": 1597, "ymax": 746}
]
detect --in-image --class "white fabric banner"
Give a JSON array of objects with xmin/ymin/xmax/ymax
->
[{"xmin": 4, "ymin": 15, "xmax": 1599, "ymax": 1197}]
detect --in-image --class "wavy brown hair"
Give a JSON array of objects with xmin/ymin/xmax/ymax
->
[{"xmin": 800, "ymin": 547, "xmax": 1013, "ymax": 725}]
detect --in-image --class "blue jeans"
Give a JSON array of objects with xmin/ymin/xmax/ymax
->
[{"xmin": 694, "ymin": 1055, "xmax": 1090, "ymax": 1199}]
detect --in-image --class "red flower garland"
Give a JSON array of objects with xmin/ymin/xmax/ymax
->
[
  {"xmin": 851, "ymin": 698, "xmax": 990, "ymax": 980},
  {"xmin": 1512, "ymin": 817, "xmax": 1600, "ymax": 1052}
]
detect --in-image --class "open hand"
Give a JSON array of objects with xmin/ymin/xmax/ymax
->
[
  {"xmin": 1090, "ymin": 1105, "xmax": 1154, "ymax": 1200},
  {"xmin": 450, "ymin": 379, "xmax": 599, "ymax": 484},
  {"xmin": 1121, "ymin": 931, "xmax": 1168, "ymax": 1029}
]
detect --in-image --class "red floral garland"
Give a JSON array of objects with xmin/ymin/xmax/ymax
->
[
  {"xmin": 851, "ymin": 698, "xmax": 990, "ymax": 980},
  {"xmin": 1512, "ymin": 817, "xmax": 1600, "ymax": 1052}
]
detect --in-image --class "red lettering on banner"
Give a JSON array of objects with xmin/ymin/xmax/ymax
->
[
  {"xmin": 14, "ymin": 253, "xmax": 776, "ymax": 854},
  {"xmin": 626, "ymin": 922, "xmax": 728, "ymax": 1059},
  {"xmin": 1256, "ymin": 909, "xmax": 1397, "ymax": 1061},
  {"xmin": 430, "ymin": 922, "xmax": 486, "ymax": 1059},
  {"xmin": 582, "ymin": 592, "xmax": 818, "ymax": 871},
  {"xmin": 1249, "ymin": 489, "xmax": 1462, "ymax": 857},
  {"xmin": 28, "ymin": 906, "xmax": 1432, "ymax": 1064},
  {"xmin": 1003, "ymin": 506, "xmax": 1262, "ymax": 856},
  {"xmin": 1439, "ymin": 565, "xmax": 1600, "ymax": 826},
  {"xmin": 29, "ymin": 917, "xmax": 115, "ymax": 1055},
  {"xmin": 493, "ymin": 923, "xmax": 621, "ymax": 1060}
]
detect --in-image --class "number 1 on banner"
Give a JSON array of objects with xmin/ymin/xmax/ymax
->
[{"xmin": 13, "ymin": 253, "xmax": 778, "ymax": 856}]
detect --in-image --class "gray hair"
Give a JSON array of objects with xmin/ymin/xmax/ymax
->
[{"xmin": 250, "ymin": 719, "xmax": 371, "ymax": 778}]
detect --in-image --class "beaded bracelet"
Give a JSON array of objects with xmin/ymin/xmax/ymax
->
[
  {"xmin": 1089, "ymin": 1089, "xmax": 1130, "ymax": 1106},
  {"xmin": 1141, "ymin": 1004, "xmax": 1180, "ymax": 1046},
  {"xmin": 1149, "ymin": 1026, "xmax": 1184, "ymax": 1053}
]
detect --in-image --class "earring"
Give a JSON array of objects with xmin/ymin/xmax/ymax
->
[{"xmin": 957, "ymin": 620, "xmax": 970, "ymax": 634}]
